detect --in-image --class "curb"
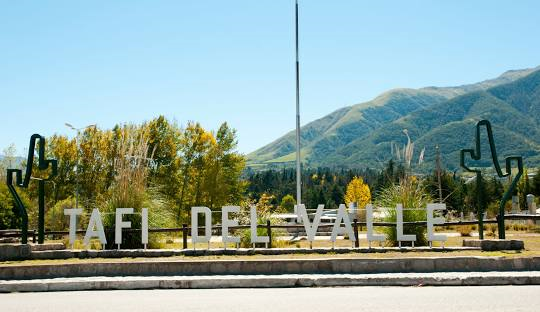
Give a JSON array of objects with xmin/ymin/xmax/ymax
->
[
  {"xmin": 2, "ymin": 256, "xmax": 540, "ymax": 280},
  {"xmin": 2, "ymin": 272, "xmax": 540, "ymax": 292}
]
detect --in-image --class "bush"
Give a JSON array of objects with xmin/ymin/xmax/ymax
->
[
  {"xmin": 101, "ymin": 190, "xmax": 176, "ymax": 249},
  {"xmin": 376, "ymin": 177, "xmax": 432, "ymax": 246},
  {"xmin": 527, "ymin": 225, "xmax": 540, "ymax": 233},
  {"xmin": 46, "ymin": 197, "xmax": 82, "ymax": 231},
  {"xmin": 239, "ymin": 226, "xmax": 268, "ymax": 248},
  {"xmin": 238, "ymin": 217, "xmax": 286, "ymax": 248},
  {"xmin": 486, "ymin": 224, "xmax": 497, "ymax": 237},
  {"xmin": 458, "ymin": 225, "xmax": 472, "ymax": 237},
  {"xmin": 0, "ymin": 184, "xmax": 21, "ymax": 230},
  {"xmin": 280, "ymin": 195, "xmax": 296, "ymax": 212}
]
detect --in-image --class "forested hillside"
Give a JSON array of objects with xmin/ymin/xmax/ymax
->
[{"xmin": 248, "ymin": 67, "xmax": 540, "ymax": 171}]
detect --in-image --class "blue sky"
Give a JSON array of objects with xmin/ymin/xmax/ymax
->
[{"xmin": 1, "ymin": 0, "xmax": 539, "ymax": 155}]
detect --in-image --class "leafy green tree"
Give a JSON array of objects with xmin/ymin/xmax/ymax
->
[
  {"xmin": 204, "ymin": 122, "xmax": 246, "ymax": 209},
  {"xmin": 147, "ymin": 115, "xmax": 182, "ymax": 200},
  {"xmin": 518, "ymin": 168, "xmax": 532, "ymax": 209},
  {"xmin": 280, "ymin": 194, "xmax": 296, "ymax": 212}
]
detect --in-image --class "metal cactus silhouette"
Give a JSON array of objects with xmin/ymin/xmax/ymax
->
[
  {"xmin": 460, "ymin": 120, "xmax": 523, "ymax": 239},
  {"xmin": 6, "ymin": 134, "xmax": 57, "ymax": 244}
]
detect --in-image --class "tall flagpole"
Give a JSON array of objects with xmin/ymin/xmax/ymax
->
[{"xmin": 295, "ymin": 0, "xmax": 302, "ymax": 206}]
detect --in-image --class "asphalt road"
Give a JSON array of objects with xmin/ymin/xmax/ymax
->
[{"xmin": 2, "ymin": 286, "xmax": 538, "ymax": 312}]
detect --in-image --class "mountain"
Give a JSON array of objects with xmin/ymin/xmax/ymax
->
[{"xmin": 248, "ymin": 66, "xmax": 540, "ymax": 171}]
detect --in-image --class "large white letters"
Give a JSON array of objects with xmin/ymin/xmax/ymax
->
[
  {"xmin": 396, "ymin": 204, "xmax": 416, "ymax": 247},
  {"xmin": 297, "ymin": 204, "xmax": 324, "ymax": 243},
  {"xmin": 64, "ymin": 208, "xmax": 83, "ymax": 248},
  {"xmin": 250, "ymin": 205, "xmax": 269, "ymax": 245},
  {"xmin": 83, "ymin": 208, "xmax": 107, "ymax": 247},
  {"xmin": 366, "ymin": 204, "xmax": 385, "ymax": 247},
  {"xmin": 191, "ymin": 206, "xmax": 212, "ymax": 245},
  {"xmin": 222, "ymin": 206, "xmax": 240, "ymax": 246},
  {"xmin": 427, "ymin": 203, "xmax": 447, "ymax": 246},
  {"xmin": 67, "ymin": 203, "xmax": 451, "ymax": 250},
  {"xmin": 331, "ymin": 204, "xmax": 356, "ymax": 243},
  {"xmin": 142, "ymin": 208, "xmax": 149, "ymax": 247},
  {"xmin": 115, "ymin": 208, "xmax": 134, "ymax": 247}
]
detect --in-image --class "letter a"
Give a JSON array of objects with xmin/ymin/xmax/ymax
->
[
  {"xmin": 83, "ymin": 209, "xmax": 107, "ymax": 247},
  {"xmin": 331, "ymin": 204, "xmax": 356, "ymax": 243}
]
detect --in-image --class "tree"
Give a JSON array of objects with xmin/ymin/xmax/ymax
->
[
  {"xmin": 280, "ymin": 194, "xmax": 296, "ymax": 212},
  {"xmin": 204, "ymin": 122, "xmax": 246, "ymax": 209},
  {"xmin": 518, "ymin": 168, "xmax": 531, "ymax": 209},
  {"xmin": 177, "ymin": 122, "xmax": 213, "ymax": 219},
  {"xmin": 147, "ymin": 115, "xmax": 182, "ymax": 200},
  {"xmin": 46, "ymin": 135, "xmax": 77, "ymax": 203},
  {"xmin": 344, "ymin": 176, "xmax": 371, "ymax": 208},
  {"xmin": 532, "ymin": 169, "xmax": 540, "ymax": 197},
  {"xmin": 0, "ymin": 183, "xmax": 30, "ymax": 230},
  {"xmin": 423, "ymin": 170, "xmax": 466, "ymax": 213}
]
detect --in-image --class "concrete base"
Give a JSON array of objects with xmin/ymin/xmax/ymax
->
[
  {"xmin": 0, "ymin": 244, "xmax": 66, "ymax": 261},
  {"xmin": 2, "ymin": 271, "xmax": 540, "ymax": 292},
  {"xmin": 30, "ymin": 243, "xmax": 66, "ymax": 252},
  {"xmin": 2, "ymin": 256, "xmax": 540, "ymax": 280},
  {"xmin": 463, "ymin": 239, "xmax": 524, "ymax": 251},
  {"xmin": 0, "ymin": 244, "xmax": 31, "ymax": 261},
  {"xmin": 21, "ymin": 246, "xmax": 480, "ymax": 261}
]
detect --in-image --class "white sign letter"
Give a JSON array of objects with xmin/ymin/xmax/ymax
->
[
  {"xmin": 297, "ymin": 204, "xmax": 324, "ymax": 242},
  {"xmin": 222, "ymin": 206, "xmax": 240, "ymax": 246},
  {"xmin": 250, "ymin": 205, "xmax": 269, "ymax": 244},
  {"xmin": 396, "ymin": 204, "xmax": 416, "ymax": 247},
  {"xmin": 331, "ymin": 204, "xmax": 356, "ymax": 243},
  {"xmin": 427, "ymin": 203, "xmax": 447, "ymax": 246},
  {"xmin": 191, "ymin": 206, "xmax": 212, "ymax": 245},
  {"xmin": 366, "ymin": 204, "xmax": 385, "ymax": 247},
  {"xmin": 64, "ymin": 208, "xmax": 83, "ymax": 248},
  {"xmin": 115, "ymin": 208, "xmax": 134, "ymax": 247},
  {"xmin": 83, "ymin": 209, "xmax": 107, "ymax": 247},
  {"xmin": 142, "ymin": 208, "xmax": 149, "ymax": 247}
]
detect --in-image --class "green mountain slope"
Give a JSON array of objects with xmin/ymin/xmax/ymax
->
[{"xmin": 248, "ymin": 66, "xmax": 540, "ymax": 170}]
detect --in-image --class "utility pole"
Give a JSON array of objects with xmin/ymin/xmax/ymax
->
[
  {"xmin": 295, "ymin": 0, "xmax": 302, "ymax": 206},
  {"xmin": 436, "ymin": 145, "xmax": 443, "ymax": 203}
]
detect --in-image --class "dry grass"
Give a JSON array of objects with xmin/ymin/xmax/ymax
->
[{"xmin": 108, "ymin": 126, "xmax": 154, "ymax": 210}]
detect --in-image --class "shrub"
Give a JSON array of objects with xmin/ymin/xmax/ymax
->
[
  {"xmin": 487, "ymin": 224, "xmax": 497, "ymax": 237},
  {"xmin": 0, "ymin": 183, "xmax": 31, "ymax": 230},
  {"xmin": 458, "ymin": 225, "xmax": 472, "ymax": 237},
  {"xmin": 527, "ymin": 225, "xmax": 540, "ymax": 233},
  {"xmin": 46, "ymin": 197, "xmax": 83, "ymax": 231},
  {"xmin": 376, "ymin": 177, "xmax": 432, "ymax": 246},
  {"xmin": 238, "ymin": 216, "xmax": 286, "ymax": 248},
  {"xmin": 280, "ymin": 195, "xmax": 296, "ymax": 212}
]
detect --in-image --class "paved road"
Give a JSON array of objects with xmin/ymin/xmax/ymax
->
[{"xmin": 2, "ymin": 286, "xmax": 538, "ymax": 312}]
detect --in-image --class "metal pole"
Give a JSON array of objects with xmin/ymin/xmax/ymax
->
[
  {"xmin": 436, "ymin": 145, "xmax": 443, "ymax": 203},
  {"xmin": 38, "ymin": 179, "xmax": 45, "ymax": 244},
  {"xmin": 477, "ymin": 172, "xmax": 484, "ymax": 240},
  {"xmin": 295, "ymin": 0, "xmax": 302, "ymax": 205},
  {"xmin": 266, "ymin": 220, "xmax": 272, "ymax": 248},
  {"xmin": 182, "ymin": 224, "xmax": 188, "ymax": 249},
  {"xmin": 75, "ymin": 131, "xmax": 79, "ymax": 209}
]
